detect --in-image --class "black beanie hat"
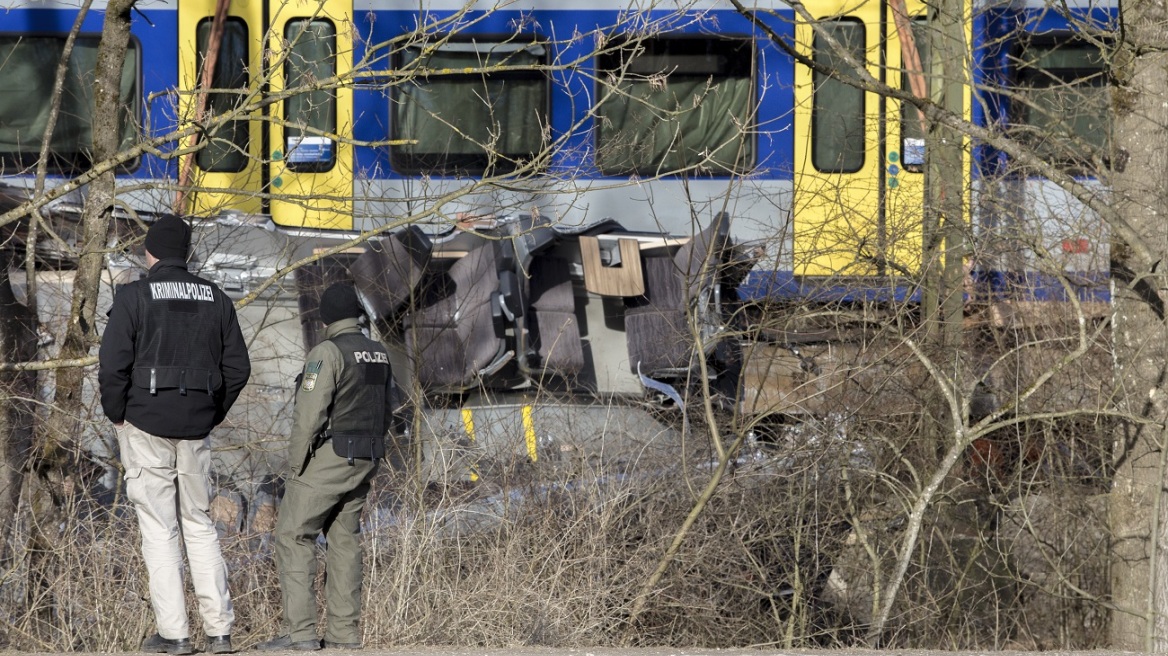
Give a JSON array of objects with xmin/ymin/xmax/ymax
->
[
  {"xmin": 319, "ymin": 283, "xmax": 363, "ymax": 325},
  {"xmin": 144, "ymin": 214, "xmax": 191, "ymax": 260}
]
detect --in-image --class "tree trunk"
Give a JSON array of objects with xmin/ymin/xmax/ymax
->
[
  {"xmin": 19, "ymin": 0, "xmax": 136, "ymax": 634},
  {"xmin": 0, "ymin": 250, "xmax": 39, "ymax": 565},
  {"xmin": 922, "ymin": 0, "xmax": 967, "ymax": 353},
  {"xmin": 1108, "ymin": 1, "xmax": 1168, "ymax": 650},
  {"xmin": 919, "ymin": 0, "xmax": 968, "ymax": 452},
  {"xmin": 36, "ymin": 0, "xmax": 135, "ymax": 478}
]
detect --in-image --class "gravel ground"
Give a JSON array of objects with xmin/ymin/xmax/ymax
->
[
  {"xmin": 36, "ymin": 649, "xmax": 1137, "ymax": 656},
  {"xmin": 31, "ymin": 644, "xmax": 1135, "ymax": 648}
]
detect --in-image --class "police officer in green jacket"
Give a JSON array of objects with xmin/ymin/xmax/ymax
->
[{"xmin": 257, "ymin": 283, "xmax": 397, "ymax": 651}]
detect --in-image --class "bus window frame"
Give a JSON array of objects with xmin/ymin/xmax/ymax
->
[
  {"xmin": 593, "ymin": 33, "xmax": 757, "ymax": 177},
  {"xmin": 195, "ymin": 16, "xmax": 251, "ymax": 174},
  {"xmin": 1008, "ymin": 34, "xmax": 1112, "ymax": 173},
  {"xmin": 0, "ymin": 31, "xmax": 142, "ymax": 174},
  {"xmin": 810, "ymin": 17, "xmax": 867, "ymax": 175},
  {"xmin": 389, "ymin": 35, "xmax": 551, "ymax": 177},
  {"xmin": 899, "ymin": 17, "xmax": 928, "ymax": 174},
  {"xmin": 283, "ymin": 17, "xmax": 339, "ymax": 174}
]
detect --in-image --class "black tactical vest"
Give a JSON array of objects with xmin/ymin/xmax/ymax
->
[
  {"xmin": 327, "ymin": 331, "xmax": 392, "ymax": 461},
  {"xmin": 133, "ymin": 268, "xmax": 224, "ymax": 396}
]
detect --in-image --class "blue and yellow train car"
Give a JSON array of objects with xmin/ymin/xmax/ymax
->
[{"xmin": 1, "ymin": 0, "xmax": 1116, "ymax": 435}]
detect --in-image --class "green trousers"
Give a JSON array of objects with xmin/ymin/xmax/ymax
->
[{"xmin": 274, "ymin": 444, "xmax": 378, "ymax": 644}]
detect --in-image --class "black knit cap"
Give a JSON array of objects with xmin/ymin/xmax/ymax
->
[
  {"xmin": 318, "ymin": 283, "xmax": 363, "ymax": 325},
  {"xmin": 144, "ymin": 214, "xmax": 191, "ymax": 260}
]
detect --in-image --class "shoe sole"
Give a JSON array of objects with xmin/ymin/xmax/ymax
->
[
  {"xmin": 255, "ymin": 642, "xmax": 320, "ymax": 651},
  {"xmin": 143, "ymin": 641, "xmax": 193, "ymax": 654}
]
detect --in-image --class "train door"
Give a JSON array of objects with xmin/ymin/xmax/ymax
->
[
  {"xmin": 792, "ymin": 0, "xmax": 931, "ymax": 278},
  {"xmin": 178, "ymin": 0, "xmax": 354, "ymax": 229},
  {"xmin": 177, "ymin": 0, "xmax": 264, "ymax": 217}
]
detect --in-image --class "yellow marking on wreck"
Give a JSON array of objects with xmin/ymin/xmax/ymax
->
[
  {"xmin": 461, "ymin": 408, "xmax": 479, "ymax": 482},
  {"xmin": 523, "ymin": 405, "xmax": 537, "ymax": 462}
]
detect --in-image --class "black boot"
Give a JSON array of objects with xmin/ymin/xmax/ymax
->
[
  {"xmin": 142, "ymin": 633, "xmax": 195, "ymax": 655},
  {"xmin": 208, "ymin": 635, "xmax": 235, "ymax": 654}
]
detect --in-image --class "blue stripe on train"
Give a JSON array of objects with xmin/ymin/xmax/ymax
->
[{"xmin": 736, "ymin": 270, "xmax": 1110, "ymax": 304}]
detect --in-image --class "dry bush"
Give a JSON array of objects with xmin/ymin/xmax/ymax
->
[
  {"xmin": 0, "ymin": 387, "xmax": 1112, "ymax": 651},
  {"xmin": 351, "ymin": 415, "xmax": 867, "ymax": 648},
  {"xmin": 0, "ymin": 486, "xmax": 285, "ymax": 652},
  {"xmin": 817, "ymin": 409, "xmax": 1110, "ymax": 650},
  {"xmin": 0, "ymin": 419, "xmax": 855, "ymax": 650}
]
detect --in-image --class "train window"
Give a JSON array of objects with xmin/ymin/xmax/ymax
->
[
  {"xmin": 595, "ymin": 37, "xmax": 754, "ymax": 176},
  {"xmin": 900, "ymin": 18, "xmax": 929, "ymax": 172},
  {"xmin": 0, "ymin": 35, "xmax": 138, "ymax": 172},
  {"xmin": 1012, "ymin": 39, "xmax": 1111, "ymax": 170},
  {"xmin": 284, "ymin": 20, "xmax": 337, "ymax": 173},
  {"xmin": 196, "ymin": 18, "xmax": 250, "ymax": 173},
  {"xmin": 812, "ymin": 20, "xmax": 866, "ymax": 174},
  {"xmin": 391, "ymin": 41, "xmax": 549, "ymax": 175}
]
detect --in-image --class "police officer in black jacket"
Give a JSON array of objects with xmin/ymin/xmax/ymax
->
[
  {"xmin": 98, "ymin": 214, "xmax": 251, "ymax": 656},
  {"xmin": 257, "ymin": 283, "xmax": 396, "ymax": 652}
]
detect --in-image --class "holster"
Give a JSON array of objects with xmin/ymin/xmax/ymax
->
[
  {"xmin": 313, "ymin": 428, "xmax": 333, "ymax": 452},
  {"xmin": 296, "ymin": 429, "xmax": 332, "ymax": 476}
]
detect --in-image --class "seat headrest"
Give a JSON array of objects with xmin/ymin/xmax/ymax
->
[{"xmin": 351, "ymin": 226, "xmax": 434, "ymax": 320}]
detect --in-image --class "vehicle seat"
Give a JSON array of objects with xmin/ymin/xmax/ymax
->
[
  {"xmin": 350, "ymin": 225, "xmax": 433, "ymax": 322},
  {"xmin": 527, "ymin": 255, "xmax": 583, "ymax": 376},
  {"xmin": 624, "ymin": 213, "xmax": 730, "ymax": 376},
  {"xmin": 404, "ymin": 241, "xmax": 511, "ymax": 390}
]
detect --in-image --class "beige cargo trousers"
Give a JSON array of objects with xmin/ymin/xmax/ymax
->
[{"xmin": 117, "ymin": 423, "xmax": 234, "ymax": 640}]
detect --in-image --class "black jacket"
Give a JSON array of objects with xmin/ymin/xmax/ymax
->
[{"xmin": 98, "ymin": 259, "xmax": 251, "ymax": 438}]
